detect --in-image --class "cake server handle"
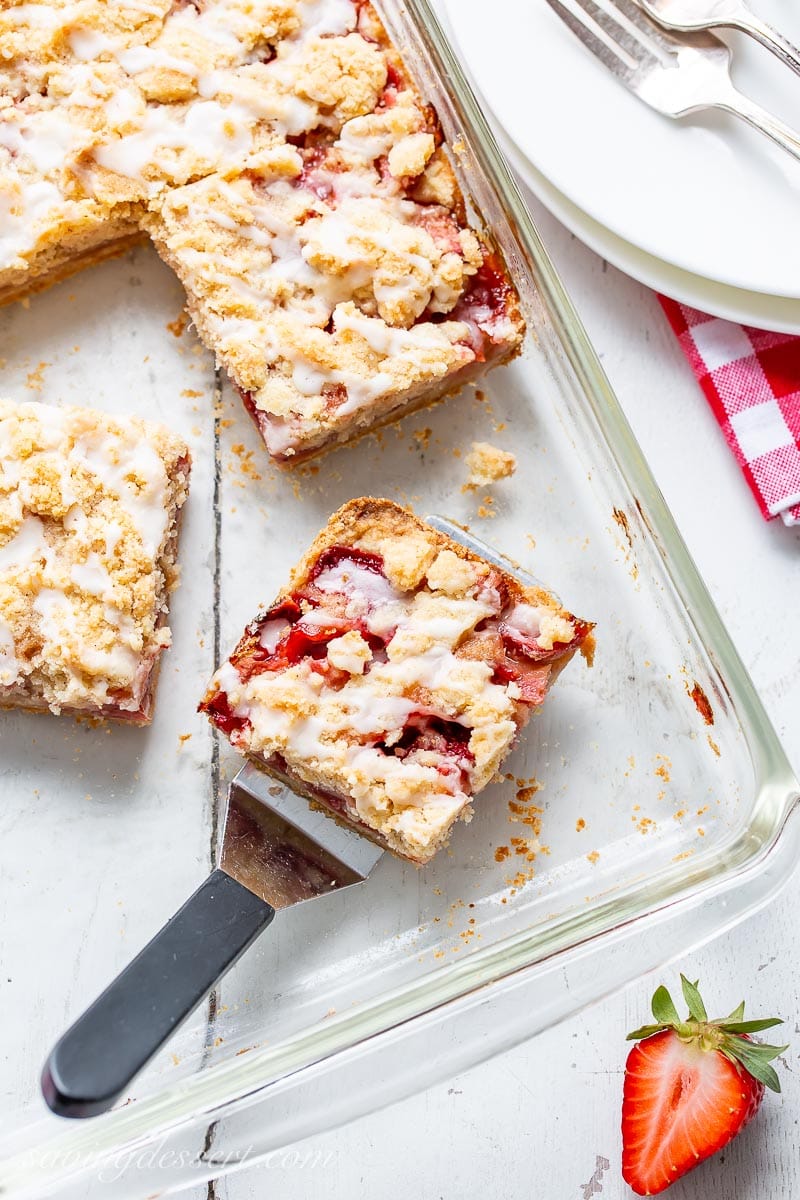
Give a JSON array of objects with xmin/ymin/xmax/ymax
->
[{"xmin": 41, "ymin": 869, "xmax": 275, "ymax": 1118}]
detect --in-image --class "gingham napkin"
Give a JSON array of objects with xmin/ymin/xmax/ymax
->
[{"xmin": 659, "ymin": 298, "xmax": 800, "ymax": 527}]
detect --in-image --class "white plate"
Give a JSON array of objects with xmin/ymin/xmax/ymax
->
[
  {"xmin": 443, "ymin": 0, "xmax": 800, "ymax": 299},
  {"xmin": 504, "ymin": 133, "xmax": 800, "ymax": 332}
]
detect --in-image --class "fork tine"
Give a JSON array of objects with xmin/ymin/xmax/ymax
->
[
  {"xmin": 597, "ymin": 0, "xmax": 685, "ymax": 56},
  {"xmin": 544, "ymin": 0, "xmax": 640, "ymax": 81},
  {"xmin": 583, "ymin": 0, "xmax": 666, "ymax": 68}
]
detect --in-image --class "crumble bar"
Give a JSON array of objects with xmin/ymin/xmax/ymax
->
[
  {"xmin": 200, "ymin": 498, "xmax": 593, "ymax": 864},
  {"xmin": 1, "ymin": 0, "xmax": 524, "ymax": 462},
  {"xmin": 0, "ymin": 399, "xmax": 190, "ymax": 723}
]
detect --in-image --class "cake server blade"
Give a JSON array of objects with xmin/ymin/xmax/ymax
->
[
  {"xmin": 41, "ymin": 763, "xmax": 382, "ymax": 1119},
  {"xmin": 221, "ymin": 762, "xmax": 383, "ymax": 906}
]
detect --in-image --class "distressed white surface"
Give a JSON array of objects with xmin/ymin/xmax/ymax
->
[
  {"xmin": 0, "ymin": 249, "xmax": 220, "ymax": 1115},
  {"xmin": 203, "ymin": 196, "xmax": 800, "ymax": 1200}
]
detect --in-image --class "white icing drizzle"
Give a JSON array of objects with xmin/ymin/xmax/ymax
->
[
  {"xmin": 0, "ymin": 178, "xmax": 65, "ymax": 272},
  {"xmin": 0, "ymin": 515, "xmax": 50, "ymax": 573},
  {"xmin": 103, "ymin": 520, "xmax": 124, "ymax": 557},
  {"xmin": 94, "ymin": 100, "xmax": 255, "ymax": 182},
  {"xmin": 336, "ymin": 116, "xmax": 394, "ymax": 162},
  {"xmin": 122, "ymin": 0, "xmax": 168, "ymax": 15},
  {"xmin": 333, "ymin": 305, "xmax": 457, "ymax": 358},
  {"xmin": 0, "ymin": 5, "xmax": 62, "ymax": 29},
  {"xmin": 34, "ymin": 588, "xmax": 140, "ymax": 688},
  {"xmin": 0, "ymin": 619, "xmax": 22, "ymax": 688},
  {"xmin": 313, "ymin": 559, "xmax": 401, "ymax": 606},
  {"xmin": 71, "ymin": 432, "xmax": 169, "ymax": 559},
  {"xmin": 70, "ymin": 553, "xmax": 115, "ymax": 600},
  {"xmin": 505, "ymin": 603, "xmax": 540, "ymax": 639},
  {"xmin": 69, "ymin": 28, "xmax": 115, "ymax": 61},
  {"xmin": 116, "ymin": 45, "xmax": 198, "ymax": 77},
  {"xmin": 0, "ymin": 109, "xmax": 81, "ymax": 175},
  {"xmin": 215, "ymin": 659, "xmax": 246, "ymax": 699},
  {"xmin": 258, "ymin": 616, "xmax": 291, "ymax": 652},
  {"xmin": 103, "ymin": 87, "xmax": 142, "ymax": 125},
  {"xmin": 504, "ymin": 602, "xmax": 575, "ymax": 651},
  {"xmin": 297, "ymin": 0, "xmax": 356, "ymax": 39}
]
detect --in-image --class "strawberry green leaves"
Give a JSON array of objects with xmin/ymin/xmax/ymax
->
[
  {"xmin": 680, "ymin": 975, "xmax": 708, "ymax": 1022},
  {"xmin": 721, "ymin": 1037, "xmax": 788, "ymax": 1094},
  {"xmin": 626, "ymin": 976, "xmax": 788, "ymax": 1092},
  {"xmin": 718, "ymin": 1018, "xmax": 785, "ymax": 1034},
  {"xmin": 652, "ymin": 985, "xmax": 681, "ymax": 1025}
]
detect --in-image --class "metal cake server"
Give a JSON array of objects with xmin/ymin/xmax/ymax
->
[
  {"xmin": 41, "ymin": 517, "xmax": 534, "ymax": 1119},
  {"xmin": 41, "ymin": 762, "xmax": 383, "ymax": 1118},
  {"xmin": 633, "ymin": 0, "xmax": 800, "ymax": 79}
]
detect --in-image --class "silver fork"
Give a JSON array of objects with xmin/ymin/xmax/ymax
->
[
  {"xmin": 545, "ymin": 0, "xmax": 800, "ymax": 163},
  {"xmin": 634, "ymin": 0, "xmax": 800, "ymax": 79}
]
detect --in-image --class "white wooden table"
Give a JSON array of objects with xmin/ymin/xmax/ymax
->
[{"xmin": 192, "ymin": 196, "xmax": 800, "ymax": 1200}]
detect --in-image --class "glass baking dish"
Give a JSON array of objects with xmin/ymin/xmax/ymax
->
[{"xmin": 0, "ymin": 0, "xmax": 798, "ymax": 1195}]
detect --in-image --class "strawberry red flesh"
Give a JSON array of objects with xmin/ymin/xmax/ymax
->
[
  {"xmin": 621, "ymin": 977, "xmax": 786, "ymax": 1196},
  {"xmin": 622, "ymin": 1030, "xmax": 762, "ymax": 1196}
]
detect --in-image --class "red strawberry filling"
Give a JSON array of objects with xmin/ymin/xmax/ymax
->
[
  {"xmin": 499, "ymin": 616, "xmax": 591, "ymax": 664},
  {"xmin": 293, "ymin": 145, "xmax": 339, "ymax": 203},
  {"xmin": 307, "ymin": 544, "xmax": 386, "ymax": 583},
  {"xmin": 378, "ymin": 715, "xmax": 475, "ymax": 790},
  {"xmin": 375, "ymin": 61, "xmax": 405, "ymax": 111},
  {"xmin": 266, "ymin": 752, "xmax": 371, "ymax": 827},
  {"xmin": 449, "ymin": 255, "xmax": 518, "ymax": 359},
  {"xmin": 492, "ymin": 657, "xmax": 552, "ymax": 706},
  {"xmin": 412, "ymin": 206, "xmax": 464, "ymax": 256},
  {"xmin": 203, "ymin": 688, "xmax": 250, "ymax": 739},
  {"xmin": 210, "ymin": 549, "xmax": 393, "ymax": 696}
]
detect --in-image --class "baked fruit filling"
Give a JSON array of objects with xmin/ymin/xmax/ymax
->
[
  {"xmin": 1, "ymin": 0, "xmax": 524, "ymax": 462},
  {"xmin": 201, "ymin": 498, "xmax": 593, "ymax": 864},
  {"xmin": 0, "ymin": 399, "xmax": 190, "ymax": 723}
]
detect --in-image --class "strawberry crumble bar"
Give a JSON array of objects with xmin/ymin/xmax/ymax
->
[
  {"xmin": 0, "ymin": 399, "xmax": 190, "ymax": 723},
  {"xmin": 0, "ymin": 0, "xmax": 524, "ymax": 462},
  {"xmin": 201, "ymin": 499, "xmax": 593, "ymax": 864}
]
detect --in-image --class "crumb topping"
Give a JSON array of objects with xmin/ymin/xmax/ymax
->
[
  {"xmin": 0, "ymin": 399, "xmax": 189, "ymax": 717},
  {"xmin": 465, "ymin": 441, "xmax": 517, "ymax": 487}
]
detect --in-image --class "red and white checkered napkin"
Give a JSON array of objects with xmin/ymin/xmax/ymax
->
[{"xmin": 659, "ymin": 297, "xmax": 800, "ymax": 527}]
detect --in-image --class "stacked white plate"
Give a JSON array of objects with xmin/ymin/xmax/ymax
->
[{"xmin": 441, "ymin": 0, "xmax": 800, "ymax": 332}]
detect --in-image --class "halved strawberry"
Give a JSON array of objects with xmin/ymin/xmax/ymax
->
[{"xmin": 622, "ymin": 976, "xmax": 786, "ymax": 1196}]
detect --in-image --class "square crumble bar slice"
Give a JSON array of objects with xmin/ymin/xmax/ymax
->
[
  {"xmin": 147, "ymin": 150, "xmax": 523, "ymax": 463},
  {"xmin": 143, "ymin": 1, "xmax": 525, "ymax": 463},
  {"xmin": 0, "ymin": 399, "xmax": 191, "ymax": 724},
  {"xmin": 200, "ymin": 498, "xmax": 593, "ymax": 864}
]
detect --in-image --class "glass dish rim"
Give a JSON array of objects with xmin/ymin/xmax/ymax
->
[{"xmin": 2, "ymin": 0, "xmax": 798, "ymax": 1186}]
